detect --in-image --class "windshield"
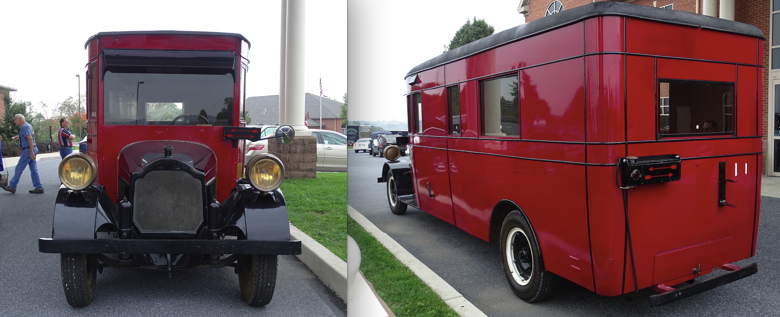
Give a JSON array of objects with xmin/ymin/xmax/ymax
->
[{"xmin": 104, "ymin": 71, "xmax": 234, "ymax": 126}]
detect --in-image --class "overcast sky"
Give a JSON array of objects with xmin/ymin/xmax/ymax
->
[
  {"xmin": 348, "ymin": 0, "xmax": 525, "ymax": 123},
  {"xmin": 0, "ymin": 0, "xmax": 346, "ymax": 118}
]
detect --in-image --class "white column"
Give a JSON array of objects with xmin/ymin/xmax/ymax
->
[
  {"xmin": 719, "ymin": 0, "xmax": 735, "ymax": 21},
  {"xmin": 280, "ymin": 0, "xmax": 308, "ymax": 133},
  {"xmin": 702, "ymin": 0, "xmax": 717, "ymax": 17},
  {"xmin": 279, "ymin": 0, "xmax": 287, "ymax": 124}
]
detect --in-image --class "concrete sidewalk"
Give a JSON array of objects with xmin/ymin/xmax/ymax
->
[
  {"xmin": 1, "ymin": 152, "xmax": 62, "ymax": 169},
  {"xmin": 763, "ymin": 176, "xmax": 780, "ymax": 198}
]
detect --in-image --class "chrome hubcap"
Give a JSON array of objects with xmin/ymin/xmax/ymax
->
[{"xmin": 505, "ymin": 227, "xmax": 533, "ymax": 286}]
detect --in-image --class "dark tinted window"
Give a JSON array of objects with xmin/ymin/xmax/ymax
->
[
  {"xmin": 481, "ymin": 75, "xmax": 519, "ymax": 137},
  {"xmin": 773, "ymin": 48, "xmax": 780, "ymax": 69},
  {"xmin": 658, "ymin": 80, "xmax": 734, "ymax": 136},
  {"xmin": 104, "ymin": 72, "xmax": 234, "ymax": 126},
  {"xmin": 414, "ymin": 93, "xmax": 422, "ymax": 133},
  {"xmin": 775, "ymin": 12, "xmax": 780, "ymax": 45},
  {"xmin": 448, "ymin": 85, "xmax": 461, "ymax": 135}
]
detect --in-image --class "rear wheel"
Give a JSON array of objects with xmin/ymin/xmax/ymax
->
[
  {"xmin": 500, "ymin": 210, "xmax": 555, "ymax": 302},
  {"xmin": 60, "ymin": 254, "xmax": 97, "ymax": 307},
  {"xmin": 238, "ymin": 255, "xmax": 278, "ymax": 307},
  {"xmin": 386, "ymin": 171, "xmax": 407, "ymax": 215}
]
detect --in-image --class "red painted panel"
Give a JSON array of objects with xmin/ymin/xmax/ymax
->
[
  {"xmin": 584, "ymin": 16, "xmax": 624, "ymax": 54},
  {"xmin": 466, "ymin": 23, "xmax": 584, "ymax": 80},
  {"xmin": 585, "ymin": 166, "xmax": 625, "ymax": 295},
  {"xmin": 451, "ymin": 138, "xmax": 585, "ymax": 166},
  {"xmin": 657, "ymin": 59, "xmax": 735, "ymax": 82},
  {"xmin": 626, "ymin": 18, "xmax": 758, "ymax": 65},
  {"xmin": 586, "ymin": 54, "xmax": 625, "ymax": 142},
  {"xmin": 626, "ymin": 56, "xmax": 655, "ymax": 141},
  {"xmin": 736, "ymin": 66, "xmax": 759, "ymax": 137},
  {"xmin": 459, "ymin": 81, "xmax": 480, "ymax": 138},
  {"xmin": 99, "ymin": 35, "xmax": 240, "ymax": 52},
  {"xmin": 586, "ymin": 144, "xmax": 623, "ymax": 166},
  {"xmin": 414, "ymin": 68, "xmax": 445, "ymax": 91},
  {"xmin": 628, "ymin": 138, "xmax": 761, "ymax": 158},
  {"xmin": 420, "ymin": 88, "xmax": 448, "ymax": 136},
  {"xmin": 520, "ymin": 59, "xmax": 585, "ymax": 141},
  {"xmin": 445, "ymin": 59, "xmax": 468, "ymax": 85}
]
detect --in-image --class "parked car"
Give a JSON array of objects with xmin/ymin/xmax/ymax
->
[
  {"xmin": 353, "ymin": 138, "xmax": 371, "ymax": 153},
  {"xmin": 371, "ymin": 133, "xmax": 407, "ymax": 157},
  {"xmin": 310, "ymin": 129, "xmax": 347, "ymax": 172},
  {"xmin": 244, "ymin": 125, "xmax": 278, "ymax": 161},
  {"xmin": 379, "ymin": 3, "xmax": 762, "ymax": 306},
  {"xmin": 368, "ymin": 131, "xmax": 391, "ymax": 156},
  {"xmin": 38, "ymin": 31, "xmax": 301, "ymax": 308}
]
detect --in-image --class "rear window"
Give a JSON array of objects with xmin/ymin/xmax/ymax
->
[{"xmin": 658, "ymin": 80, "xmax": 734, "ymax": 137}]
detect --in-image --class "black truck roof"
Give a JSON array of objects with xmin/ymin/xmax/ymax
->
[{"xmin": 406, "ymin": 2, "xmax": 763, "ymax": 78}]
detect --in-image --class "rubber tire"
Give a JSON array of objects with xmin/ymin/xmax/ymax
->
[
  {"xmin": 60, "ymin": 254, "xmax": 97, "ymax": 308},
  {"xmin": 387, "ymin": 171, "xmax": 407, "ymax": 215},
  {"xmin": 499, "ymin": 210, "xmax": 555, "ymax": 303},
  {"xmin": 238, "ymin": 255, "xmax": 278, "ymax": 307},
  {"xmin": 355, "ymin": 150, "xmax": 359, "ymax": 153}
]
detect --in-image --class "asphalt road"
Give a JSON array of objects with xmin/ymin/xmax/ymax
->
[
  {"xmin": 348, "ymin": 151, "xmax": 780, "ymax": 317},
  {"xmin": 0, "ymin": 157, "xmax": 345, "ymax": 316}
]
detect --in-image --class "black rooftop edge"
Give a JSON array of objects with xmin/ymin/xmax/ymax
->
[
  {"xmin": 85, "ymin": 31, "xmax": 251, "ymax": 49},
  {"xmin": 406, "ymin": 2, "xmax": 763, "ymax": 78}
]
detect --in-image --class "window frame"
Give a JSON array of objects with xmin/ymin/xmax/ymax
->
[
  {"xmin": 479, "ymin": 73, "xmax": 520, "ymax": 138},
  {"xmin": 545, "ymin": 1, "xmax": 564, "ymax": 17},
  {"xmin": 656, "ymin": 78, "xmax": 736, "ymax": 138},
  {"xmin": 412, "ymin": 92, "xmax": 422, "ymax": 134},
  {"xmin": 660, "ymin": 4, "xmax": 673, "ymax": 9},
  {"xmin": 447, "ymin": 85, "xmax": 461, "ymax": 135}
]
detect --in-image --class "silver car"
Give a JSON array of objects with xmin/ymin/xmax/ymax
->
[{"xmin": 244, "ymin": 127, "xmax": 347, "ymax": 172}]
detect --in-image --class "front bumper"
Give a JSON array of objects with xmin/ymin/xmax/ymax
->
[{"xmin": 39, "ymin": 238, "xmax": 301, "ymax": 255}]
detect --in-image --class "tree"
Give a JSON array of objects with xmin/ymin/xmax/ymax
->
[
  {"xmin": 0, "ymin": 97, "xmax": 31, "ymax": 141},
  {"xmin": 448, "ymin": 18, "xmax": 495, "ymax": 51},
  {"xmin": 340, "ymin": 92, "xmax": 348, "ymax": 128}
]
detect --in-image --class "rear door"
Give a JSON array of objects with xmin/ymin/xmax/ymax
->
[
  {"xmin": 625, "ymin": 57, "xmax": 760, "ymax": 287},
  {"xmin": 320, "ymin": 131, "xmax": 347, "ymax": 170}
]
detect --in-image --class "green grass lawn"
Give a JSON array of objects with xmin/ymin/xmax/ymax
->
[
  {"xmin": 348, "ymin": 216, "xmax": 458, "ymax": 317},
  {"xmin": 281, "ymin": 172, "xmax": 347, "ymax": 260}
]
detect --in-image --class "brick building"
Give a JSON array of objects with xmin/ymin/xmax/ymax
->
[
  {"xmin": 0, "ymin": 85, "xmax": 16, "ymax": 120},
  {"xmin": 518, "ymin": 0, "xmax": 777, "ymax": 175}
]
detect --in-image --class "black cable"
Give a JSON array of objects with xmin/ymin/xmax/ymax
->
[{"xmin": 621, "ymin": 189, "xmax": 639, "ymax": 295}]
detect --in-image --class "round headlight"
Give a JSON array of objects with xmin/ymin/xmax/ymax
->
[
  {"xmin": 246, "ymin": 154, "xmax": 285, "ymax": 191},
  {"xmin": 58, "ymin": 153, "xmax": 97, "ymax": 190},
  {"xmin": 384, "ymin": 145, "xmax": 401, "ymax": 162}
]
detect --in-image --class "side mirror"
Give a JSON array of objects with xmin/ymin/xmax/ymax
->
[{"xmin": 275, "ymin": 125, "xmax": 295, "ymax": 144}]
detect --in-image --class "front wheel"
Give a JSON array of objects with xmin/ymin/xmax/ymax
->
[
  {"xmin": 500, "ymin": 211, "xmax": 555, "ymax": 302},
  {"xmin": 238, "ymin": 255, "xmax": 278, "ymax": 307},
  {"xmin": 60, "ymin": 254, "xmax": 97, "ymax": 307},
  {"xmin": 386, "ymin": 171, "xmax": 407, "ymax": 215}
]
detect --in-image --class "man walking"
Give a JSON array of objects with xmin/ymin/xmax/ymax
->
[
  {"xmin": 1, "ymin": 114, "xmax": 43, "ymax": 194},
  {"xmin": 58, "ymin": 118, "xmax": 75, "ymax": 158}
]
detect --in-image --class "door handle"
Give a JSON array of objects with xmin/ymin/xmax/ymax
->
[
  {"xmin": 718, "ymin": 161, "xmax": 736, "ymax": 208},
  {"xmin": 326, "ymin": 146, "xmax": 333, "ymax": 150}
]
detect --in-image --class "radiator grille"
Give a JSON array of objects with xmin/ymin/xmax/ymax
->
[{"xmin": 133, "ymin": 170, "xmax": 203, "ymax": 234}]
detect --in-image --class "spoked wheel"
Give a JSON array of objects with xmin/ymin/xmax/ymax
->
[
  {"xmin": 60, "ymin": 254, "xmax": 97, "ymax": 307},
  {"xmin": 500, "ymin": 210, "xmax": 555, "ymax": 302},
  {"xmin": 238, "ymin": 255, "xmax": 278, "ymax": 307},
  {"xmin": 386, "ymin": 171, "xmax": 407, "ymax": 215}
]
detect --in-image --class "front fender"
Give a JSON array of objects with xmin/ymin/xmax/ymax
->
[
  {"xmin": 238, "ymin": 187, "xmax": 291, "ymax": 241},
  {"xmin": 51, "ymin": 185, "xmax": 112, "ymax": 240},
  {"xmin": 377, "ymin": 160, "xmax": 414, "ymax": 196}
]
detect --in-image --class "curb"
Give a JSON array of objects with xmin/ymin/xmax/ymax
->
[
  {"xmin": 290, "ymin": 224, "xmax": 348, "ymax": 301},
  {"xmin": 348, "ymin": 206, "xmax": 487, "ymax": 317}
]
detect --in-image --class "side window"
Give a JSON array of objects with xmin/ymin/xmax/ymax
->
[
  {"xmin": 481, "ymin": 75, "xmax": 519, "ymax": 137},
  {"xmin": 88, "ymin": 63, "xmax": 97, "ymax": 120},
  {"xmin": 658, "ymin": 80, "xmax": 734, "ymax": 136},
  {"xmin": 322, "ymin": 132, "xmax": 346, "ymax": 145},
  {"xmin": 448, "ymin": 85, "xmax": 461, "ymax": 135},
  {"xmin": 413, "ymin": 93, "xmax": 423, "ymax": 134},
  {"xmin": 312, "ymin": 132, "xmax": 323, "ymax": 144}
]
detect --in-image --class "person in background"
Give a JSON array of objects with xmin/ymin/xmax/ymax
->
[
  {"xmin": 58, "ymin": 118, "xmax": 75, "ymax": 158},
  {"xmin": 1, "ymin": 114, "xmax": 43, "ymax": 194}
]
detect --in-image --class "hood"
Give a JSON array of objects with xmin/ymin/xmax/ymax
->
[{"xmin": 117, "ymin": 140, "xmax": 218, "ymax": 183}]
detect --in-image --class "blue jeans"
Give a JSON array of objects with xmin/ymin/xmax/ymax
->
[
  {"xmin": 9, "ymin": 148, "xmax": 42, "ymax": 190},
  {"xmin": 60, "ymin": 147, "xmax": 73, "ymax": 158}
]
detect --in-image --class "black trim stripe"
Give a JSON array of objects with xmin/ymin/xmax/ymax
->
[{"xmin": 418, "ymin": 134, "xmax": 761, "ymax": 145}]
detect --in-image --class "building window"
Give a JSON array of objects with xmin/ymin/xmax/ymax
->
[
  {"xmin": 447, "ymin": 85, "xmax": 461, "ymax": 135},
  {"xmin": 660, "ymin": 4, "xmax": 673, "ymax": 9},
  {"xmin": 545, "ymin": 1, "xmax": 564, "ymax": 17},
  {"xmin": 658, "ymin": 80, "xmax": 734, "ymax": 137},
  {"xmin": 481, "ymin": 75, "xmax": 519, "ymax": 137}
]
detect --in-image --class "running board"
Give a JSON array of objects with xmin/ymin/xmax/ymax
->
[
  {"xmin": 649, "ymin": 263, "xmax": 757, "ymax": 306},
  {"xmin": 398, "ymin": 194, "xmax": 417, "ymax": 208}
]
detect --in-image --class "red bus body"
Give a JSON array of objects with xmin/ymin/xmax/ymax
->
[
  {"xmin": 84, "ymin": 32, "xmax": 248, "ymax": 202},
  {"xmin": 401, "ymin": 4, "xmax": 762, "ymax": 298}
]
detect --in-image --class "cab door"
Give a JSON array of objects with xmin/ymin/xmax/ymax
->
[
  {"xmin": 411, "ymin": 88, "xmax": 455, "ymax": 224},
  {"xmin": 624, "ymin": 57, "xmax": 760, "ymax": 289}
]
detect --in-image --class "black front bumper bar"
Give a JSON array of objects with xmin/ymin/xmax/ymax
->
[
  {"xmin": 649, "ymin": 263, "xmax": 757, "ymax": 306},
  {"xmin": 39, "ymin": 238, "xmax": 301, "ymax": 255}
]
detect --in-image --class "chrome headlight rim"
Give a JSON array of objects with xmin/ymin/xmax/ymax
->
[
  {"xmin": 384, "ymin": 145, "xmax": 401, "ymax": 162},
  {"xmin": 245, "ymin": 154, "xmax": 285, "ymax": 192},
  {"xmin": 58, "ymin": 153, "xmax": 97, "ymax": 191}
]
